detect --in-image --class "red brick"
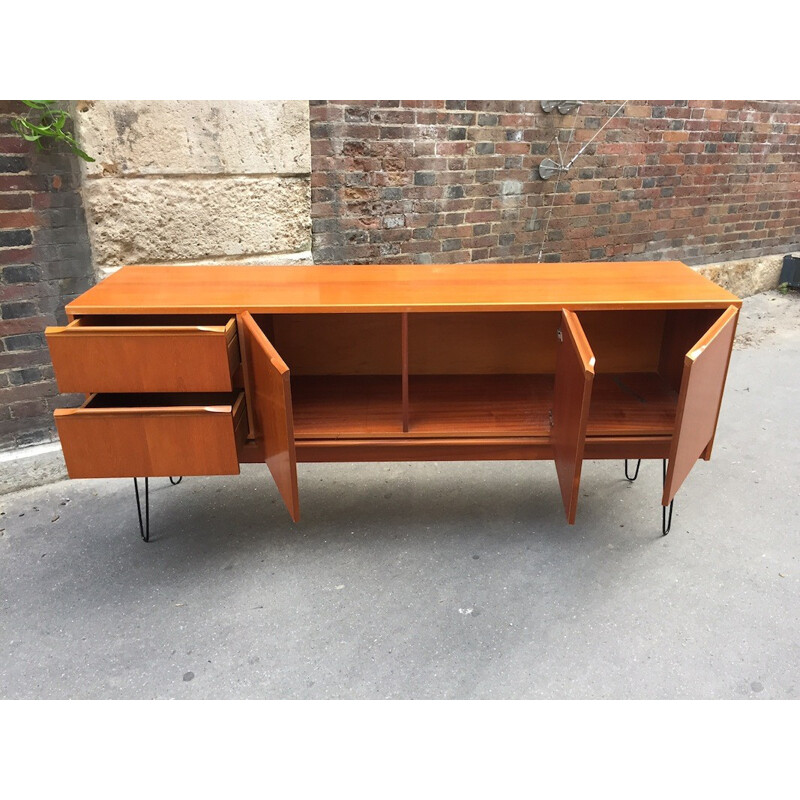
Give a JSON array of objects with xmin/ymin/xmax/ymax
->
[
  {"xmin": 0, "ymin": 317, "xmax": 44, "ymax": 336},
  {"xmin": 0, "ymin": 175, "xmax": 46, "ymax": 192},
  {"xmin": 0, "ymin": 209, "xmax": 38, "ymax": 228},
  {"xmin": 0, "ymin": 245, "xmax": 34, "ymax": 265},
  {"xmin": 494, "ymin": 142, "xmax": 530, "ymax": 155},
  {"xmin": 0, "ymin": 193, "xmax": 31, "ymax": 211},
  {"xmin": 0, "ymin": 136, "xmax": 29, "ymax": 155},
  {"xmin": 436, "ymin": 142, "xmax": 469, "ymax": 156}
]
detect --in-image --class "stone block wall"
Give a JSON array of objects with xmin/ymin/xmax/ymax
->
[
  {"xmin": 1, "ymin": 100, "xmax": 313, "ymax": 455},
  {"xmin": 0, "ymin": 101, "xmax": 94, "ymax": 452},
  {"xmin": 309, "ymin": 100, "xmax": 800, "ymax": 266},
  {"xmin": 74, "ymin": 101, "xmax": 312, "ymax": 278}
]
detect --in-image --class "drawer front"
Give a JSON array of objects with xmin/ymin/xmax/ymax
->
[
  {"xmin": 55, "ymin": 393, "xmax": 246, "ymax": 478},
  {"xmin": 46, "ymin": 318, "xmax": 240, "ymax": 393}
]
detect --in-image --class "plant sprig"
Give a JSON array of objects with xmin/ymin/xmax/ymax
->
[{"xmin": 11, "ymin": 100, "xmax": 95, "ymax": 162}]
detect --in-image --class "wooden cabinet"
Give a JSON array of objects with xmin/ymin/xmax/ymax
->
[{"xmin": 46, "ymin": 262, "xmax": 741, "ymax": 533}]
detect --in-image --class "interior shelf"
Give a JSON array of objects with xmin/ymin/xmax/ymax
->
[
  {"xmin": 291, "ymin": 376, "xmax": 404, "ymax": 438},
  {"xmin": 587, "ymin": 373, "xmax": 678, "ymax": 437},
  {"xmin": 408, "ymin": 375, "xmax": 551, "ymax": 437},
  {"xmin": 290, "ymin": 372, "xmax": 678, "ymax": 440}
]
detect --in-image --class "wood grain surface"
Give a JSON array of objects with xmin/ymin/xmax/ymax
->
[
  {"xmin": 51, "ymin": 263, "xmax": 741, "ymax": 525},
  {"xmin": 46, "ymin": 317, "xmax": 238, "ymax": 393},
  {"xmin": 292, "ymin": 376, "xmax": 404, "ymax": 438},
  {"xmin": 241, "ymin": 312, "xmax": 300, "ymax": 521},
  {"xmin": 271, "ymin": 313, "xmax": 402, "ymax": 375},
  {"xmin": 663, "ymin": 305, "xmax": 739, "ymax": 504},
  {"xmin": 55, "ymin": 392, "xmax": 244, "ymax": 478},
  {"xmin": 552, "ymin": 309, "xmax": 595, "ymax": 524},
  {"xmin": 66, "ymin": 262, "xmax": 741, "ymax": 315},
  {"xmin": 294, "ymin": 435, "xmax": 672, "ymax": 463},
  {"xmin": 290, "ymin": 373, "xmax": 678, "ymax": 440}
]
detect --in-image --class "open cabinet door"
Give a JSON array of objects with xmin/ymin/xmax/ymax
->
[
  {"xmin": 240, "ymin": 312, "xmax": 300, "ymax": 522},
  {"xmin": 552, "ymin": 309, "xmax": 596, "ymax": 524},
  {"xmin": 663, "ymin": 305, "xmax": 738, "ymax": 506}
]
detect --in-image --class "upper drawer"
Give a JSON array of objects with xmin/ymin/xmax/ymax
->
[{"xmin": 46, "ymin": 317, "xmax": 240, "ymax": 393}]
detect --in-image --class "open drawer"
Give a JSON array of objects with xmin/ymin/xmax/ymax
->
[
  {"xmin": 45, "ymin": 316, "xmax": 240, "ymax": 393},
  {"xmin": 55, "ymin": 392, "xmax": 247, "ymax": 478}
]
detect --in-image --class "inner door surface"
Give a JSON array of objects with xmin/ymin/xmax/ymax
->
[
  {"xmin": 662, "ymin": 305, "xmax": 739, "ymax": 505},
  {"xmin": 241, "ymin": 312, "xmax": 300, "ymax": 522},
  {"xmin": 552, "ymin": 309, "xmax": 596, "ymax": 524}
]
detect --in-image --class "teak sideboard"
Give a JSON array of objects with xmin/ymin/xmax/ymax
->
[{"xmin": 45, "ymin": 262, "xmax": 741, "ymax": 540}]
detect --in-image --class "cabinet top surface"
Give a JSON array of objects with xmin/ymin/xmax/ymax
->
[{"xmin": 67, "ymin": 262, "xmax": 741, "ymax": 315}]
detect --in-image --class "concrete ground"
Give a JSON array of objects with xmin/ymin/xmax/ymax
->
[{"xmin": 1, "ymin": 290, "xmax": 798, "ymax": 699}]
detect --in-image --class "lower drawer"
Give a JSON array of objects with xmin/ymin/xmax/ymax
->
[{"xmin": 55, "ymin": 392, "xmax": 247, "ymax": 478}]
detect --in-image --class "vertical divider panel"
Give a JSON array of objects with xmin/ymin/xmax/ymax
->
[
  {"xmin": 236, "ymin": 313, "xmax": 257, "ymax": 441},
  {"xmin": 552, "ymin": 309, "xmax": 596, "ymax": 524},
  {"xmin": 402, "ymin": 312, "xmax": 409, "ymax": 433}
]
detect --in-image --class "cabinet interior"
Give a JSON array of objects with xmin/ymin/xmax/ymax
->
[
  {"xmin": 85, "ymin": 392, "xmax": 239, "ymax": 409},
  {"xmin": 251, "ymin": 308, "xmax": 729, "ymax": 441},
  {"xmin": 74, "ymin": 314, "xmax": 234, "ymax": 327}
]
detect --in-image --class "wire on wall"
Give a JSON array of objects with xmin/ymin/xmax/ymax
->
[{"xmin": 536, "ymin": 100, "xmax": 628, "ymax": 263}]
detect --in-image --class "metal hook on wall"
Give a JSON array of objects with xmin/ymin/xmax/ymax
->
[
  {"xmin": 538, "ymin": 100, "xmax": 628, "ymax": 180},
  {"xmin": 541, "ymin": 101, "xmax": 583, "ymax": 114}
]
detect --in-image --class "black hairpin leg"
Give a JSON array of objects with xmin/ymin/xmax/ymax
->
[
  {"xmin": 134, "ymin": 477, "xmax": 149, "ymax": 542},
  {"xmin": 624, "ymin": 459, "xmax": 641, "ymax": 482},
  {"xmin": 662, "ymin": 459, "xmax": 674, "ymax": 536},
  {"xmin": 133, "ymin": 477, "xmax": 182, "ymax": 542}
]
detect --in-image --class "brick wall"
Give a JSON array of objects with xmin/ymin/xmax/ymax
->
[
  {"xmin": 0, "ymin": 101, "xmax": 94, "ymax": 452},
  {"xmin": 309, "ymin": 100, "xmax": 800, "ymax": 265}
]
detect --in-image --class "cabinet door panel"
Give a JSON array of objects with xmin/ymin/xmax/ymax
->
[
  {"xmin": 552, "ymin": 309, "xmax": 596, "ymax": 523},
  {"xmin": 663, "ymin": 305, "xmax": 738, "ymax": 505},
  {"xmin": 241, "ymin": 312, "xmax": 300, "ymax": 522}
]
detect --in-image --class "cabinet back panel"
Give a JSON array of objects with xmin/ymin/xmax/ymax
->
[
  {"xmin": 659, "ymin": 309, "xmax": 726, "ymax": 392},
  {"xmin": 577, "ymin": 311, "xmax": 666, "ymax": 374},
  {"xmin": 408, "ymin": 312, "xmax": 560, "ymax": 374},
  {"xmin": 271, "ymin": 313, "xmax": 402, "ymax": 375}
]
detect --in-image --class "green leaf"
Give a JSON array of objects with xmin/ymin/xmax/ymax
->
[
  {"xmin": 51, "ymin": 111, "xmax": 67, "ymax": 132},
  {"xmin": 70, "ymin": 145, "xmax": 95, "ymax": 162},
  {"xmin": 22, "ymin": 121, "xmax": 58, "ymax": 137},
  {"xmin": 10, "ymin": 120, "xmax": 39, "ymax": 140},
  {"xmin": 10, "ymin": 102, "xmax": 94, "ymax": 162}
]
